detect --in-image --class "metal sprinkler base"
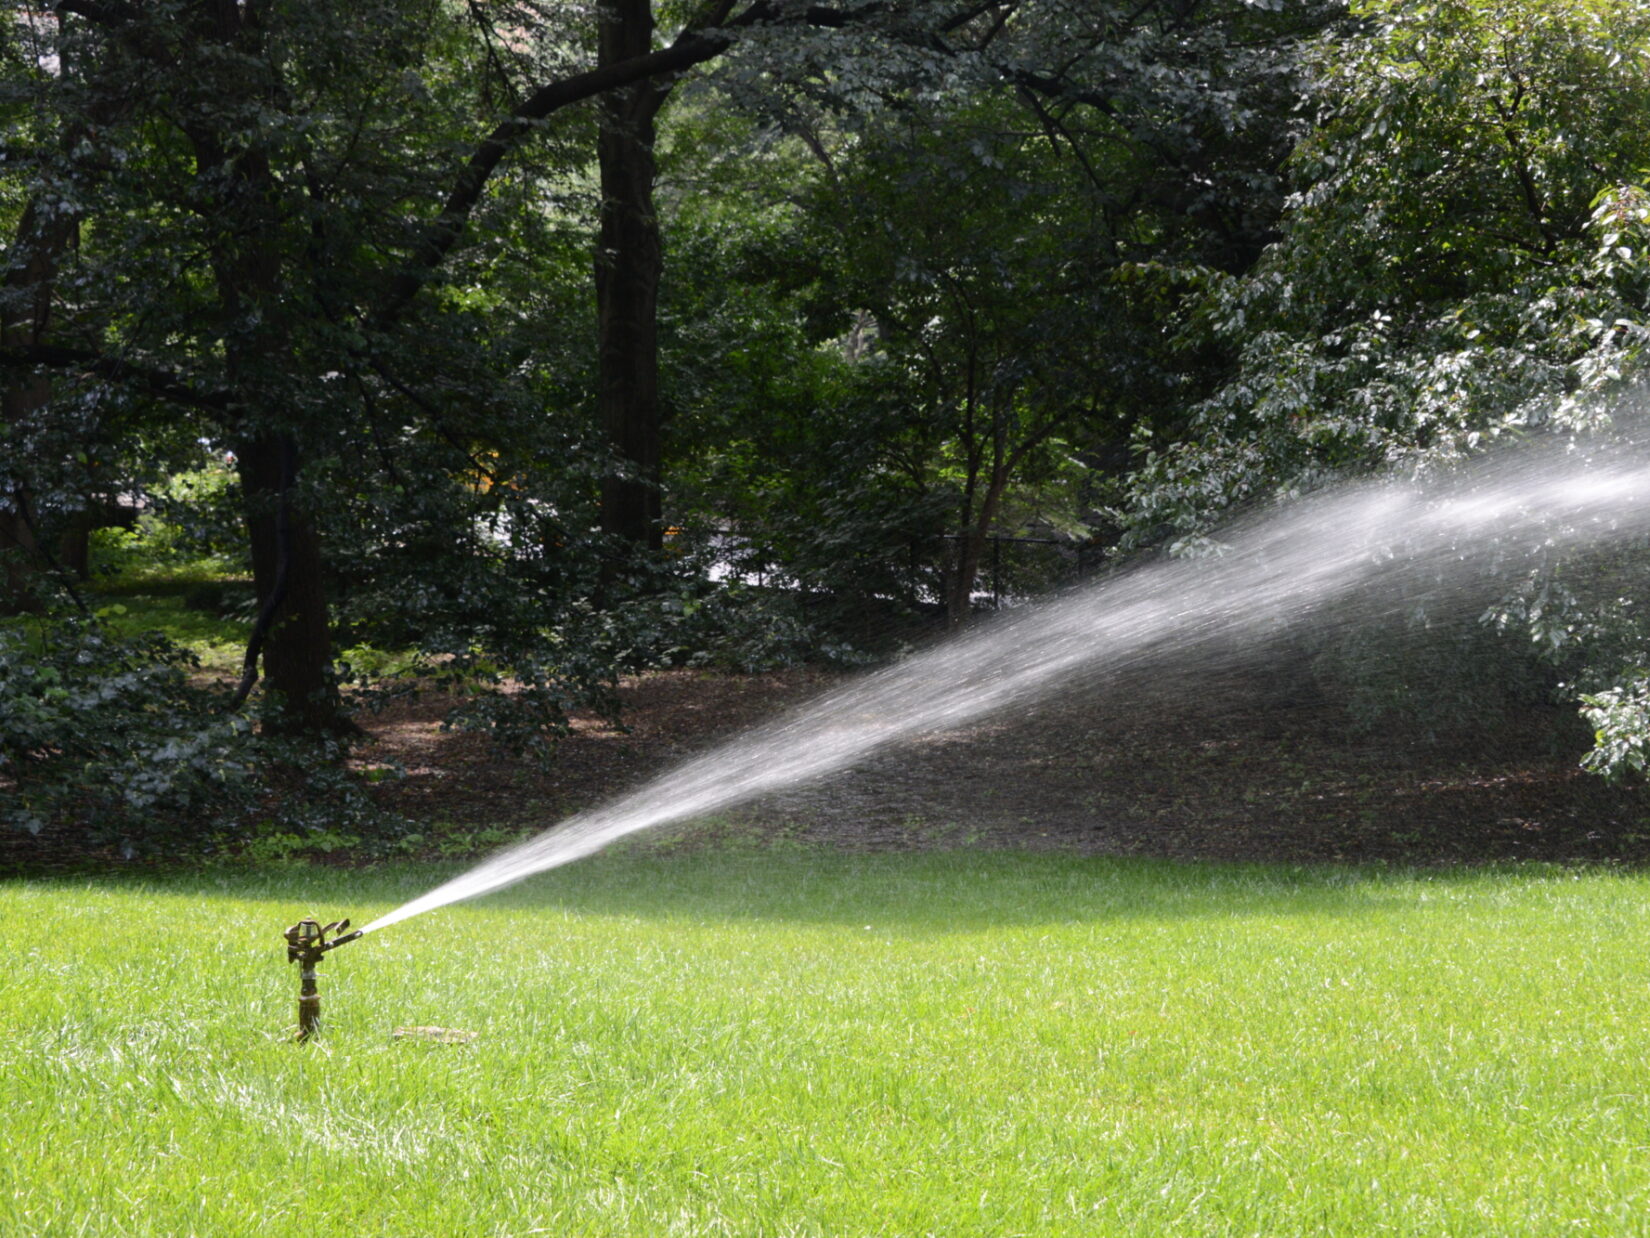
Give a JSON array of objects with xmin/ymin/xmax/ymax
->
[{"xmin": 283, "ymin": 917, "xmax": 363, "ymax": 1042}]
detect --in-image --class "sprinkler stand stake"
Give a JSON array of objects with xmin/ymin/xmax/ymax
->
[{"xmin": 283, "ymin": 917, "xmax": 363, "ymax": 1042}]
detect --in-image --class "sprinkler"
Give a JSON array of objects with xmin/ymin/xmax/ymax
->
[{"xmin": 283, "ymin": 917, "xmax": 363, "ymax": 1042}]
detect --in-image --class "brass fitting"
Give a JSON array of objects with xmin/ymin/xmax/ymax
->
[{"xmin": 284, "ymin": 917, "xmax": 362, "ymax": 1041}]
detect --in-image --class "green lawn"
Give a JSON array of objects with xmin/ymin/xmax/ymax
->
[
  {"xmin": 7, "ymin": 851, "xmax": 1650, "ymax": 1236},
  {"xmin": 90, "ymin": 570, "xmax": 250, "ymax": 674}
]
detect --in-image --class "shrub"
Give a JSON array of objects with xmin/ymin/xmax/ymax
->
[
  {"xmin": 0, "ymin": 612, "xmax": 401, "ymax": 857},
  {"xmin": 0, "ymin": 615, "xmax": 256, "ymax": 851}
]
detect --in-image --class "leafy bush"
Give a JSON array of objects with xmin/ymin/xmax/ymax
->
[
  {"xmin": 146, "ymin": 464, "xmax": 249, "ymax": 567},
  {"xmin": 1307, "ymin": 613, "xmax": 1558, "ymax": 746},
  {"xmin": 1580, "ymin": 676, "xmax": 1650, "ymax": 779},
  {"xmin": 643, "ymin": 580, "xmax": 878, "ymax": 673},
  {"xmin": 0, "ymin": 611, "xmax": 405, "ymax": 857},
  {"xmin": 0, "ymin": 616, "xmax": 257, "ymax": 850}
]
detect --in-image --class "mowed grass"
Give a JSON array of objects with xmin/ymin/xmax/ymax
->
[{"xmin": 8, "ymin": 852, "xmax": 1650, "ymax": 1237}]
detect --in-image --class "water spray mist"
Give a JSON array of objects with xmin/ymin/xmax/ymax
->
[{"xmin": 357, "ymin": 436, "xmax": 1650, "ymax": 937}]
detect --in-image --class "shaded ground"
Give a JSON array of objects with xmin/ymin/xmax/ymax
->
[{"xmin": 353, "ymin": 666, "xmax": 1650, "ymax": 865}]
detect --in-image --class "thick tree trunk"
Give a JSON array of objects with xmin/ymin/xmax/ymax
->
[
  {"xmin": 186, "ymin": 1, "xmax": 347, "ymax": 735},
  {"xmin": 234, "ymin": 433, "xmax": 346, "ymax": 735},
  {"xmin": 596, "ymin": 0, "xmax": 666, "ymax": 552},
  {"xmin": 0, "ymin": 197, "xmax": 77, "ymax": 612},
  {"xmin": 213, "ymin": 249, "xmax": 346, "ymax": 733},
  {"xmin": 57, "ymin": 509, "xmax": 93, "ymax": 580}
]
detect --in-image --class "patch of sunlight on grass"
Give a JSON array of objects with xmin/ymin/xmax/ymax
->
[
  {"xmin": 82, "ymin": 525, "xmax": 249, "ymax": 670},
  {"xmin": 7, "ymin": 853, "xmax": 1650, "ymax": 1235},
  {"xmin": 90, "ymin": 590, "xmax": 248, "ymax": 671}
]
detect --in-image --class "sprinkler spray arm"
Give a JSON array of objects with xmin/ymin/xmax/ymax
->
[
  {"xmin": 284, "ymin": 918, "xmax": 362, "ymax": 964},
  {"xmin": 283, "ymin": 917, "xmax": 362, "ymax": 1041}
]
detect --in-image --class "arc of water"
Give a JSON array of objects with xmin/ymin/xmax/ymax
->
[{"xmin": 363, "ymin": 446, "xmax": 1650, "ymax": 935}]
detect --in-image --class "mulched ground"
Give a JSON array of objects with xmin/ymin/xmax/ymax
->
[
  {"xmin": 8, "ymin": 660, "xmax": 1645, "ymax": 874},
  {"xmin": 349, "ymin": 664, "xmax": 1650, "ymax": 866}
]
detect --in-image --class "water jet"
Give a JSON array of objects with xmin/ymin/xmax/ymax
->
[
  {"xmin": 361, "ymin": 437, "xmax": 1650, "ymax": 936},
  {"xmin": 283, "ymin": 916, "xmax": 363, "ymax": 1041}
]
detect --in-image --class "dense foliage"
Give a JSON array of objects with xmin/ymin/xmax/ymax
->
[
  {"xmin": 1125, "ymin": 0, "xmax": 1650, "ymax": 769},
  {"xmin": 2, "ymin": 0, "xmax": 1649, "ymax": 849}
]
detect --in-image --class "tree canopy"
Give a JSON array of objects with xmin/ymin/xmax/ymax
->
[{"xmin": 4, "ymin": 0, "xmax": 1650, "ymax": 851}]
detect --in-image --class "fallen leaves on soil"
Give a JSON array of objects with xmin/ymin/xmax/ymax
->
[{"xmin": 350, "ymin": 667, "xmax": 1650, "ymax": 866}]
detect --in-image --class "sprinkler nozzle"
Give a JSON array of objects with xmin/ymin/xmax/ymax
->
[{"xmin": 283, "ymin": 916, "xmax": 361, "ymax": 1041}]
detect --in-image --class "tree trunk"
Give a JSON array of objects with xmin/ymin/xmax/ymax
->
[
  {"xmin": 596, "ymin": 0, "xmax": 667, "ymax": 552},
  {"xmin": 0, "ymin": 484, "xmax": 42, "ymax": 610},
  {"xmin": 211, "ymin": 226, "xmax": 347, "ymax": 734},
  {"xmin": 0, "ymin": 196, "xmax": 77, "ymax": 612},
  {"xmin": 945, "ymin": 535, "xmax": 981, "ymax": 626},
  {"xmin": 187, "ymin": 0, "xmax": 348, "ymax": 735},
  {"xmin": 947, "ymin": 468, "xmax": 1011, "ymax": 627},
  {"xmin": 57, "ymin": 509, "xmax": 93, "ymax": 580},
  {"xmin": 946, "ymin": 398, "xmax": 1018, "ymax": 626},
  {"xmin": 235, "ymin": 433, "xmax": 347, "ymax": 735},
  {"xmin": 944, "ymin": 394, "xmax": 1066, "ymax": 625}
]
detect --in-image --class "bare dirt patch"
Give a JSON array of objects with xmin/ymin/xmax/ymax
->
[
  {"xmin": 355, "ymin": 666, "xmax": 1650, "ymax": 865},
  {"xmin": 352, "ymin": 669, "xmax": 834, "ymax": 827}
]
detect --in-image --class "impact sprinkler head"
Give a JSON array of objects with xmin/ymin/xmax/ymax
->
[{"xmin": 283, "ymin": 917, "xmax": 363, "ymax": 1042}]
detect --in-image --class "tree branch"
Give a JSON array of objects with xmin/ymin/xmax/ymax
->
[
  {"xmin": 49, "ymin": 0, "xmax": 141, "ymax": 25},
  {"xmin": 0, "ymin": 343, "xmax": 230, "ymax": 413},
  {"xmin": 376, "ymin": 27, "xmax": 743, "ymax": 325},
  {"xmin": 377, "ymin": 0, "xmax": 898, "ymax": 326}
]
